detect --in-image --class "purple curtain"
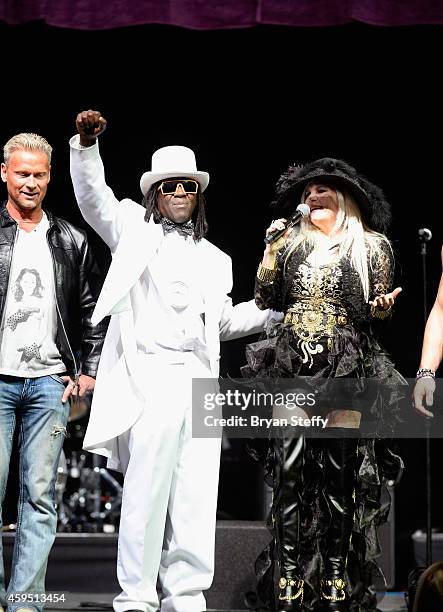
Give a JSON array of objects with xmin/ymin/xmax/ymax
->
[{"xmin": 1, "ymin": 0, "xmax": 442, "ymax": 29}]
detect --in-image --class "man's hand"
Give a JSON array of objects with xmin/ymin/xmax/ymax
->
[
  {"xmin": 412, "ymin": 376, "xmax": 435, "ymax": 418},
  {"xmin": 61, "ymin": 374, "xmax": 96, "ymax": 404},
  {"xmin": 76, "ymin": 110, "xmax": 107, "ymax": 147}
]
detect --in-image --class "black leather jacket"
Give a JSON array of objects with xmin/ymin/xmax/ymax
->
[{"xmin": 0, "ymin": 202, "xmax": 108, "ymax": 377}]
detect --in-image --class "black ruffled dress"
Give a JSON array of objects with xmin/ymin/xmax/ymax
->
[{"xmin": 241, "ymin": 239, "xmax": 405, "ymax": 612}]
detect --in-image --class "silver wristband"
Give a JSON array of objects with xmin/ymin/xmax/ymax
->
[{"xmin": 416, "ymin": 368, "xmax": 436, "ymax": 380}]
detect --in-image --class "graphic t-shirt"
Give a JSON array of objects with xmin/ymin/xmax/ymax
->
[{"xmin": 0, "ymin": 213, "xmax": 65, "ymax": 377}]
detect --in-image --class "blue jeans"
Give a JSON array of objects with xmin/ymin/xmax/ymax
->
[{"xmin": 0, "ymin": 375, "xmax": 69, "ymax": 612}]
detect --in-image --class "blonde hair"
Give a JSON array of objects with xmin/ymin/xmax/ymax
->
[
  {"xmin": 3, "ymin": 133, "xmax": 52, "ymax": 165},
  {"xmin": 283, "ymin": 186, "xmax": 392, "ymax": 301}
]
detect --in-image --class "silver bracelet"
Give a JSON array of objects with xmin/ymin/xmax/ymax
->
[{"xmin": 416, "ymin": 368, "xmax": 436, "ymax": 380}]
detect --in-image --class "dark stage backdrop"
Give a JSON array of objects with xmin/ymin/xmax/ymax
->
[{"xmin": 1, "ymin": 20, "xmax": 442, "ymax": 588}]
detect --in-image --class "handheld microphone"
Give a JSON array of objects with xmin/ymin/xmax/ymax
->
[{"xmin": 264, "ymin": 203, "xmax": 311, "ymax": 244}]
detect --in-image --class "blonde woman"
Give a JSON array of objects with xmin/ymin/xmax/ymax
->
[{"xmin": 242, "ymin": 158, "xmax": 405, "ymax": 612}]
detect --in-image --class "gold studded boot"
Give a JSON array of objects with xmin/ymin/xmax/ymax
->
[
  {"xmin": 278, "ymin": 576, "xmax": 304, "ymax": 611},
  {"xmin": 320, "ymin": 575, "xmax": 348, "ymax": 611},
  {"xmin": 319, "ymin": 429, "xmax": 358, "ymax": 611},
  {"xmin": 275, "ymin": 434, "xmax": 305, "ymax": 611}
]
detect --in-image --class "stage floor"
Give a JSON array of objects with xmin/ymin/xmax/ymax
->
[
  {"xmin": 43, "ymin": 592, "xmax": 408, "ymax": 612},
  {"xmin": 3, "ymin": 528, "xmax": 408, "ymax": 612}
]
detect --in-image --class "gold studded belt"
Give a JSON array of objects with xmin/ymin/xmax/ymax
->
[{"xmin": 284, "ymin": 310, "xmax": 348, "ymax": 338}]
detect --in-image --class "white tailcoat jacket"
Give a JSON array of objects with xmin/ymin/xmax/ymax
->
[{"xmin": 70, "ymin": 137, "xmax": 276, "ymax": 470}]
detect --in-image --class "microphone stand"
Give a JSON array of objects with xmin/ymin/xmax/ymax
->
[{"xmin": 418, "ymin": 228, "xmax": 433, "ymax": 566}]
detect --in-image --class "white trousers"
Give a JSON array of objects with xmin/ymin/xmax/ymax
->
[{"xmin": 113, "ymin": 354, "xmax": 222, "ymax": 612}]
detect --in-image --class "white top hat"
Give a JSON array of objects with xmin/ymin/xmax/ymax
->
[{"xmin": 140, "ymin": 145, "xmax": 210, "ymax": 196}]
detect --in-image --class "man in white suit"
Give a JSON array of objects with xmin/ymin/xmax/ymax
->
[{"xmin": 69, "ymin": 110, "xmax": 276, "ymax": 612}]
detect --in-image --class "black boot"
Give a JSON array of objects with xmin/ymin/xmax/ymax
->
[
  {"xmin": 274, "ymin": 434, "xmax": 305, "ymax": 611},
  {"xmin": 319, "ymin": 428, "xmax": 358, "ymax": 611}
]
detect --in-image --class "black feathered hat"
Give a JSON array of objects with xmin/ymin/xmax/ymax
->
[{"xmin": 272, "ymin": 157, "xmax": 392, "ymax": 234}]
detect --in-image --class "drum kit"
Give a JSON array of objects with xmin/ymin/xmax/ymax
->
[{"xmin": 56, "ymin": 395, "xmax": 123, "ymax": 533}]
